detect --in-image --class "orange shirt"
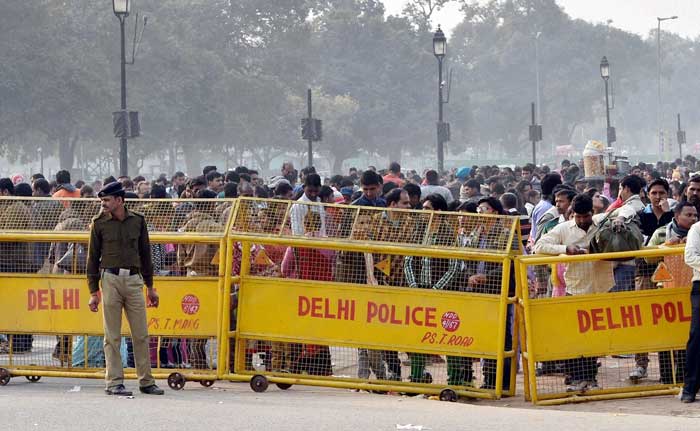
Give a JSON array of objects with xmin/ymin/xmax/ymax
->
[
  {"xmin": 52, "ymin": 187, "xmax": 81, "ymax": 208},
  {"xmin": 382, "ymin": 173, "xmax": 404, "ymax": 187}
]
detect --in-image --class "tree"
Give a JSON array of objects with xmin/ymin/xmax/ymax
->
[{"xmin": 402, "ymin": 0, "xmax": 454, "ymax": 31}]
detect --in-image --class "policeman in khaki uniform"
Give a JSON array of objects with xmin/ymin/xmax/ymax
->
[{"xmin": 86, "ymin": 181, "xmax": 164, "ymax": 396}]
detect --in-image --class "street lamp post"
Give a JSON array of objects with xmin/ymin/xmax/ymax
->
[
  {"xmin": 433, "ymin": 26, "xmax": 446, "ymax": 173},
  {"xmin": 535, "ymin": 32, "xmax": 542, "ymax": 127},
  {"xmin": 657, "ymin": 15, "xmax": 678, "ymax": 156},
  {"xmin": 677, "ymin": 113, "xmax": 686, "ymax": 161},
  {"xmin": 600, "ymin": 56, "xmax": 614, "ymax": 163},
  {"xmin": 113, "ymin": 0, "xmax": 130, "ymax": 177},
  {"xmin": 38, "ymin": 148, "xmax": 44, "ymax": 175}
]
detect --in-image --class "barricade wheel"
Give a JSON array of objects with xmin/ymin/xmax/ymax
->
[
  {"xmin": 25, "ymin": 376, "xmax": 41, "ymax": 383},
  {"xmin": 167, "ymin": 373, "xmax": 186, "ymax": 390},
  {"xmin": 250, "ymin": 375, "xmax": 269, "ymax": 393},
  {"xmin": 439, "ymin": 389, "xmax": 458, "ymax": 402},
  {"xmin": 0, "ymin": 368, "xmax": 10, "ymax": 386},
  {"xmin": 199, "ymin": 380, "xmax": 215, "ymax": 388},
  {"xmin": 276, "ymin": 370, "xmax": 292, "ymax": 390}
]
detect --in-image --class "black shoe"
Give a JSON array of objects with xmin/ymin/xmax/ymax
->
[
  {"xmin": 105, "ymin": 384, "xmax": 133, "ymax": 396},
  {"xmin": 681, "ymin": 392, "xmax": 696, "ymax": 403},
  {"xmin": 139, "ymin": 384, "xmax": 165, "ymax": 395}
]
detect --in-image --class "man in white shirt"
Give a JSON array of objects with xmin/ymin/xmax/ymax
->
[
  {"xmin": 534, "ymin": 194, "xmax": 614, "ymax": 392},
  {"xmin": 420, "ymin": 170, "xmax": 453, "ymax": 204},
  {"xmin": 682, "ymin": 220, "xmax": 700, "ymax": 402},
  {"xmin": 290, "ymin": 173, "xmax": 326, "ymax": 236},
  {"xmin": 535, "ymin": 195, "xmax": 615, "ymax": 295}
]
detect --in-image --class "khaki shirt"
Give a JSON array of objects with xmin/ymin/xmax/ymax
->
[{"xmin": 86, "ymin": 209, "xmax": 153, "ymax": 293}]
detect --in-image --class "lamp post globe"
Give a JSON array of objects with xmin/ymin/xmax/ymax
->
[
  {"xmin": 433, "ymin": 26, "xmax": 446, "ymax": 58},
  {"xmin": 600, "ymin": 56, "xmax": 610, "ymax": 80},
  {"xmin": 113, "ymin": 0, "xmax": 130, "ymax": 17}
]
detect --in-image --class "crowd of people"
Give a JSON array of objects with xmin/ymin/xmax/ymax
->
[{"xmin": 2, "ymin": 156, "xmax": 700, "ymax": 400}]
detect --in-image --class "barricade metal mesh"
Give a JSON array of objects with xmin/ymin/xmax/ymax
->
[
  {"xmin": 0, "ymin": 239, "xmax": 219, "ymax": 277},
  {"xmin": 0, "ymin": 197, "xmax": 232, "ymax": 276},
  {"xmin": 230, "ymin": 198, "xmax": 520, "ymax": 255},
  {"xmin": 0, "ymin": 197, "xmax": 234, "ymax": 235},
  {"xmin": 242, "ymin": 244, "xmax": 508, "ymax": 294},
  {"xmin": 520, "ymin": 249, "xmax": 690, "ymax": 399}
]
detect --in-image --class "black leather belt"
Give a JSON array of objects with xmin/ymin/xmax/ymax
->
[{"xmin": 104, "ymin": 267, "xmax": 140, "ymax": 276}]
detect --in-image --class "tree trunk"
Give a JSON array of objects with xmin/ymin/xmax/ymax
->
[
  {"xmin": 332, "ymin": 155, "xmax": 347, "ymax": 175},
  {"xmin": 183, "ymin": 142, "xmax": 202, "ymax": 177},
  {"xmin": 566, "ymin": 123, "xmax": 579, "ymax": 144},
  {"xmin": 386, "ymin": 143, "xmax": 403, "ymax": 166},
  {"xmin": 57, "ymin": 134, "xmax": 75, "ymax": 170},
  {"xmin": 168, "ymin": 145, "xmax": 176, "ymax": 174}
]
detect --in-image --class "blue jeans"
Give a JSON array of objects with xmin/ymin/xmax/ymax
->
[{"xmin": 611, "ymin": 264, "xmax": 636, "ymax": 292}]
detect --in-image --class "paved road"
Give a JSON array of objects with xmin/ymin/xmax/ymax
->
[{"xmin": 2, "ymin": 377, "xmax": 700, "ymax": 431}]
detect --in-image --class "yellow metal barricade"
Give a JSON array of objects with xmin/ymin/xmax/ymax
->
[
  {"xmin": 517, "ymin": 247, "xmax": 690, "ymax": 405},
  {"xmin": 0, "ymin": 198, "xmax": 234, "ymax": 390},
  {"xmin": 218, "ymin": 198, "xmax": 521, "ymax": 400}
]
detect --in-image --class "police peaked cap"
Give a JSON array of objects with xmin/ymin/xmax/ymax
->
[{"xmin": 98, "ymin": 181, "xmax": 126, "ymax": 198}]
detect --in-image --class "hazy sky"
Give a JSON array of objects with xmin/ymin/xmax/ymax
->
[{"xmin": 384, "ymin": 0, "xmax": 699, "ymax": 39}]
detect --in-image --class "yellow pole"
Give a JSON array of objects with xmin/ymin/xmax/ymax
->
[
  {"xmin": 235, "ymin": 241, "xmax": 252, "ymax": 374},
  {"xmin": 218, "ymin": 237, "xmax": 236, "ymax": 377},
  {"xmin": 493, "ymin": 257, "xmax": 511, "ymax": 398},
  {"xmin": 518, "ymin": 257, "xmax": 540, "ymax": 404}
]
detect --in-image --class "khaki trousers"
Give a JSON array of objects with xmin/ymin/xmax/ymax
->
[{"xmin": 101, "ymin": 272, "xmax": 155, "ymax": 389}]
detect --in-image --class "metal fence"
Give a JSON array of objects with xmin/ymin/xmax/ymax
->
[
  {"xmin": 221, "ymin": 198, "xmax": 521, "ymax": 400},
  {"xmin": 0, "ymin": 198, "xmax": 235, "ymax": 389},
  {"xmin": 516, "ymin": 246, "xmax": 690, "ymax": 405},
  {"xmin": 6, "ymin": 196, "xmax": 693, "ymax": 406}
]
